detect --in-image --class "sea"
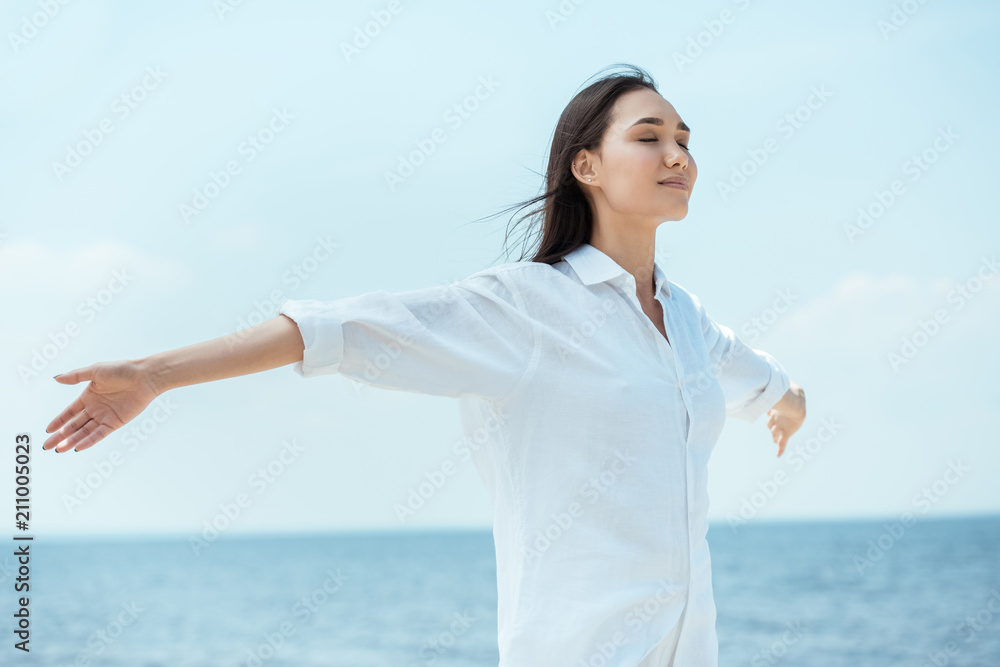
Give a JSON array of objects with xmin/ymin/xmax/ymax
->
[{"xmin": 5, "ymin": 515, "xmax": 998, "ymax": 667}]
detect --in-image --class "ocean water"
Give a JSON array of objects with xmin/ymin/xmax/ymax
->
[{"xmin": 6, "ymin": 515, "xmax": 998, "ymax": 666}]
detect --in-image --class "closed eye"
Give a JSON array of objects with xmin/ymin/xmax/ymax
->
[{"xmin": 639, "ymin": 137, "xmax": 691, "ymax": 151}]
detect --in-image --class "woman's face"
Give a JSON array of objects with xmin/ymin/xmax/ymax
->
[{"xmin": 575, "ymin": 88, "xmax": 697, "ymax": 224}]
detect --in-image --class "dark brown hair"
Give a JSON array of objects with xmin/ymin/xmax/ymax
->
[{"xmin": 475, "ymin": 63, "xmax": 661, "ymax": 266}]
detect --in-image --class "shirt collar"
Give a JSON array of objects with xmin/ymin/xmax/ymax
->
[{"xmin": 562, "ymin": 242, "xmax": 671, "ymax": 298}]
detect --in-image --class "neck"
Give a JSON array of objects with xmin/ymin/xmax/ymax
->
[{"xmin": 588, "ymin": 226, "xmax": 659, "ymax": 302}]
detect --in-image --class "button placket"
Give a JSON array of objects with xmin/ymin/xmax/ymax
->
[
  {"xmin": 611, "ymin": 278, "xmax": 675, "ymax": 368},
  {"xmin": 612, "ymin": 280, "xmax": 696, "ymax": 549},
  {"xmin": 659, "ymin": 296, "xmax": 697, "ymax": 576}
]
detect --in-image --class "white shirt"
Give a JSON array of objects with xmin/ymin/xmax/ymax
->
[{"xmin": 277, "ymin": 242, "xmax": 790, "ymax": 666}]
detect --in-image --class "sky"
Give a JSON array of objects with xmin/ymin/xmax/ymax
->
[{"xmin": 1, "ymin": 0, "xmax": 998, "ymax": 539}]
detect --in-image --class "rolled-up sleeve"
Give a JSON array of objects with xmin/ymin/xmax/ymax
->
[
  {"xmin": 276, "ymin": 269, "xmax": 534, "ymax": 401},
  {"xmin": 695, "ymin": 297, "xmax": 790, "ymax": 424}
]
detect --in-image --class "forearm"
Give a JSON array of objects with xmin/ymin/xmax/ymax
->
[{"xmin": 135, "ymin": 314, "xmax": 304, "ymax": 395}]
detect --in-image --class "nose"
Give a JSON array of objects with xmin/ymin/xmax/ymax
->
[{"xmin": 663, "ymin": 144, "xmax": 688, "ymax": 169}]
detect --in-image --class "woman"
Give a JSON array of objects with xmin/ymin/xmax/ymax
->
[{"xmin": 44, "ymin": 63, "xmax": 806, "ymax": 666}]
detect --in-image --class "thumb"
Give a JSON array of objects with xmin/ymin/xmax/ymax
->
[{"xmin": 53, "ymin": 364, "xmax": 96, "ymax": 384}]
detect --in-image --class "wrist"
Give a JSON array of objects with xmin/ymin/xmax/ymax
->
[
  {"xmin": 133, "ymin": 355, "xmax": 171, "ymax": 397},
  {"xmin": 785, "ymin": 382, "xmax": 806, "ymax": 420},
  {"xmin": 775, "ymin": 383, "xmax": 804, "ymax": 414}
]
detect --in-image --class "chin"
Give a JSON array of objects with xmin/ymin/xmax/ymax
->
[{"xmin": 654, "ymin": 205, "xmax": 689, "ymax": 223}]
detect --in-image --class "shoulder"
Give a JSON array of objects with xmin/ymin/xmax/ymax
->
[
  {"xmin": 453, "ymin": 261, "xmax": 564, "ymax": 312},
  {"xmin": 463, "ymin": 260, "xmax": 560, "ymax": 281},
  {"xmin": 458, "ymin": 260, "xmax": 562, "ymax": 291},
  {"xmin": 665, "ymin": 279, "xmax": 713, "ymax": 330},
  {"xmin": 665, "ymin": 279, "xmax": 699, "ymax": 309}
]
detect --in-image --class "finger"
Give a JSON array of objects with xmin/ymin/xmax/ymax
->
[
  {"xmin": 54, "ymin": 419, "xmax": 97, "ymax": 453},
  {"xmin": 43, "ymin": 407, "xmax": 89, "ymax": 449},
  {"xmin": 53, "ymin": 364, "xmax": 96, "ymax": 385},
  {"xmin": 773, "ymin": 429, "xmax": 786, "ymax": 456},
  {"xmin": 73, "ymin": 424, "xmax": 114, "ymax": 452},
  {"xmin": 766, "ymin": 412, "xmax": 777, "ymax": 428},
  {"xmin": 45, "ymin": 395, "xmax": 87, "ymax": 435}
]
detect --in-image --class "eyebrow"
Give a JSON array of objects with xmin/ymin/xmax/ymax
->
[{"xmin": 628, "ymin": 117, "xmax": 691, "ymax": 133}]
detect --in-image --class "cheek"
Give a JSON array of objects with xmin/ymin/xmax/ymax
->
[
  {"xmin": 604, "ymin": 147, "xmax": 679, "ymax": 203},
  {"xmin": 637, "ymin": 150, "xmax": 665, "ymax": 173},
  {"xmin": 615, "ymin": 150, "xmax": 662, "ymax": 185}
]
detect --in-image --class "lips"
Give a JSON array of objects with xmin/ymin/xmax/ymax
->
[{"xmin": 659, "ymin": 177, "xmax": 688, "ymax": 189}]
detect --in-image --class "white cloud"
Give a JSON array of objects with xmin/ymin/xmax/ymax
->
[
  {"xmin": 0, "ymin": 239, "xmax": 192, "ymax": 297},
  {"xmin": 785, "ymin": 269, "xmax": 1000, "ymax": 349}
]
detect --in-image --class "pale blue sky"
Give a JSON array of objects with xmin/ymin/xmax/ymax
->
[{"xmin": 2, "ymin": 0, "xmax": 997, "ymax": 538}]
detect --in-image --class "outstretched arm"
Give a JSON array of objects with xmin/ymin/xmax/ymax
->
[
  {"xmin": 45, "ymin": 267, "xmax": 533, "ymax": 453},
  {"xmin": 692, "ymin": 292, "xmax": 806, "ymax": 456},
  {"xmin": 138, "ymin": 314, "xmax": 304, "ymax": 394},
  {"xmin": 43, "ymin": 315, "xmax": 304, "ymax": 453}
]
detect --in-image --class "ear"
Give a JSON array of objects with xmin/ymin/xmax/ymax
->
[{"xmin": 571, "ymin": 148, "xmax": 599, "ymax": 185}]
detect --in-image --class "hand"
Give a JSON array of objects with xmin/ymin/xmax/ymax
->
[
  {"xmin": 43, "ymin": 360, "xmax": 161, "ymax": 453},
  {"xmin": 767, "ymin": 380, "xmax": 806, "ymax": 457}
]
